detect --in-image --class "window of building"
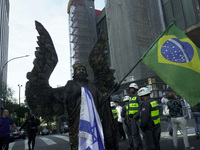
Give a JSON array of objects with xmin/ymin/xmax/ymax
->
[{"xmin": 161, "ymin": 0, "xmax": 198, "ymax": 30}]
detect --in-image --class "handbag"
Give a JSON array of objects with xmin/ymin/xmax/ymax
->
[{"xmin": 162, "ymin": 105, "xmax": 170, "ymax": 116}]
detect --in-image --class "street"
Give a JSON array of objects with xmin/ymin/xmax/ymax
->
[
  {"xmin": 8, "ymin": 118, "xmax": 198, "ymax": 150},
  {"xmin": 9, "ymin": 133, "xmax": 70, "ymax": 150}
]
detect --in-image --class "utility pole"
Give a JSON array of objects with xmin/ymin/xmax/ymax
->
[{"xmin": 18, "ymin": 84, "xmax": 22, "ymax": 105}]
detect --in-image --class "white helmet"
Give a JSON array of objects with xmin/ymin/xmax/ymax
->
[
  {"xmin": 129, "ymin": 83, "xmax": 139, "ymax": 90},
  {"xmin": 123, "ymin": 96, "xmax": 130, "ymax": 102},
  {"xmin": 138, "ymin": 87, "xmax": 151, "ymax": 96},
  {"xmin": 110, "ymin": 101, "xmax": 115, "ymax": 107}
]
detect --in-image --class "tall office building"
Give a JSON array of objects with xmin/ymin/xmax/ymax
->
[
  {"xmin": 161, "ymin": 0, "xmax": 200, "ymax": 47},
  {"xmin": 105, "ymin": 0, "xmax": 162, "ymax": 83},
  {"xmin": 0, "ymin": 0, "xmax": 9, "ymax": 113},
  {"xmin": 0, "ymin": 0, "xmax": 9, "ymax": 85},
  {"xmin": 97, "ymin": 0, "xmax": 200, "ymax": 101},
  {"xmin": 67, "ymin": 0, "xmax": 97, "ymax": 80}
]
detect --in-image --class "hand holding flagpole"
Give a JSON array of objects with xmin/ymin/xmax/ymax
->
[{"xmin": 99, "ymin": 58, "xmax": 143, "ymax": 109}]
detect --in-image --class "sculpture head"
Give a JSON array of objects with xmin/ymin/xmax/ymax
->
[{"xmin": 73, "ymin": 61, "xmax": 88, "ymax": 80}]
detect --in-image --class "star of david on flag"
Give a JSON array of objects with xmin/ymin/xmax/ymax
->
[
  {"xmin": 141, "ymin": 24, "xmax": 200, "ymax": 106},
  {"xmin": 78, "ymin": 87, "xmax": 104, "ymax": 150}
]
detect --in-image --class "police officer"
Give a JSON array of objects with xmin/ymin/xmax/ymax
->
[
  {"xmin": 122, "ymin": 96, "xmax": 134, "ymax": 150},
  {"xmin": 128, "ymin": 83, "xmax": 143, "ymax": 150},
  {"xmin": 138, "ymin": 87, "xmax": 161, "ymax": 150},
  {"xmin": 110, "ymin": 101, "xmax": 119, "ymax": 150},
  {"xmin": 111, "ymin": 101, "xmax": 118, "ymax": 123}
]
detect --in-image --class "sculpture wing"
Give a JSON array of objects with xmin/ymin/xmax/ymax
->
[
  {"xmin": 26, "ymin": 21, "xmax": 64, "ymax": 117},
  {"xmin": 88, "ymin": 31, "xmax": 116, "ymax": 93}
]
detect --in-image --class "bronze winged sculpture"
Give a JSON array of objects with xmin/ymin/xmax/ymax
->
[{"xmin": 26, "ymin": 21, "xmax": 118, "ymax": 150}]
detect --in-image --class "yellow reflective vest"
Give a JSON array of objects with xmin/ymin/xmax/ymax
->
[
  {"xmin": 150, "ymin": 100, "xmax": 160, "ymax": 125},
  {"xmin": 139, "ymin": 99, "xmax": 160, "ymax": 127},
  {"xmin": 111, "ymin": 108, "xmax": 118, "ymax": 119},
  {"xmin": 128, "ymin": 96, "xmax": 139, "ymax": 115}
]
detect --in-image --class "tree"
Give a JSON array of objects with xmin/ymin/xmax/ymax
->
[
  {"xmin": 2, "ymin": 85, "xmax": 30, "ymax": 126},
  {"xmin": 1, "ymin": 85, "xmax": 17, "ymax": 107}
]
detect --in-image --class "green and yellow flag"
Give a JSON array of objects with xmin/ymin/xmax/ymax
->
[{"xmin": 141, "ymin": 24, "xmax": 200, "ymax": 106}]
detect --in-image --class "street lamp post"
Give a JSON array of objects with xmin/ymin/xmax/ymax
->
[
  {"xmin": 18, "ymin": 84, "xmax": 22, "ymax": 105},
  {"xmin": 0, "ymin": 55, "xmax": 29, "ymax": 115}
]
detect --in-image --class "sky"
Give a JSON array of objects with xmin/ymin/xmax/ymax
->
[{"xmin": 8, "ymin": 0, "xmax": 105, "ymax": 103}]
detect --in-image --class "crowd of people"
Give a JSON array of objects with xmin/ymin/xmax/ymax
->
[
  {"xmin": 110, "ymin": 82, "xmax": 198, "ymax": 150},
  {"xmin": 1, "ymin": 82, "xmax": 200, "ymax": 150}
]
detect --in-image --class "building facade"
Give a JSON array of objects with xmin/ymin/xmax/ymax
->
[
  {"xmin": 68, "ymin": 0, "xmax": 97, "ymax": 80},
  {"xmin": 96, "ymin": 0, "xmax": 200, "ymax": 101},
  {"xmin": 0, "ymin": 0, "xmax": 9, "ymax": 86},
  {"xmin": 0, "ymin": 0, "xmax": 9, "ymax": 113}
]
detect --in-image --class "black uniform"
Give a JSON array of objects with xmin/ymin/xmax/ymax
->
[
  {"xmin": 20, "ymin": 115, "xmax": 40, "ymax": 150},
  {"xmin": 122, "ymin": 104, "xmax": 134, "ymax": 149},
  {"xmin": 140, "ymin": 98, "xmax": 161, "ymax": 150}
]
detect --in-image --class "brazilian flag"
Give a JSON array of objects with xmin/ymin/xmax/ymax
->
[{"xmin": 141, "ymin": 24, "xmax": 200, "ymax": 107}]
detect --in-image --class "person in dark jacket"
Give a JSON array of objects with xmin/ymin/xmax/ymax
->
[
  {"xmin": 128, "ymin": 83, "xmax": 143, "ymax": 150},
  {"xmin": 20, "ymin": 113, "xmax": 40, "ymax": 150},
  {"xmin": 138, "ymin": 87, "xmax": 161, "ymax": 150},
  {"xmin": 121, "ymin": 96, "xmax": 134, "ymax": 150}
]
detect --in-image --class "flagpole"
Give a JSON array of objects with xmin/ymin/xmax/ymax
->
[{"xmin": 99, "ymin": 58, "xmax": 143, "ymax": 108}]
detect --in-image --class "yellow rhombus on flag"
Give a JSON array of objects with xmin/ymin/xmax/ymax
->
[{"xmin": 141, "ymin": 24, "xmax": 200, "ymax": 107}]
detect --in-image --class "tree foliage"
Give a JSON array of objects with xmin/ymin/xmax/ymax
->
[{"xmin": 2, "ymin": 85, "xmax": 30, "ymax": 126}]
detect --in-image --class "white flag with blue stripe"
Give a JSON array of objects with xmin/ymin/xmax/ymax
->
[{"xmin": 78, "ymin": 87, "xmax": 105, "ymax": 150}]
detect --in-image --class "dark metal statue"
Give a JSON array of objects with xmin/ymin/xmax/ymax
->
[{"xmin": 26, "ymin": 21, "xmax": 118, "ymax": 150}]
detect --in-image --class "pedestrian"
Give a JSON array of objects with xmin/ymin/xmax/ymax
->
[
  {"xmin": 191, "ymin": 103, "xmax": 200, "ymax": 139},
  {"xmin": 110, "ymin": 101, "xmax": 118, "ymax": 123},
  {"xmin": 121, "ymin": 96, "xmax": 134, "ymax": 150},
  {"xmin": 138, "ymin": 87, "xmax": 161, "ymax": 150},
  {"xmin": 161, "ymin": 93, "xmax": 173, "ymax": 136},
  {"xmin": 179, "ymin": 96, "xmax": 192, "ymax": 119},
  {"xmin": 114, "ymin": 100, "xmax": 126, "ymax": 140},
  {"xmin": 128, "ymin": 83, "xmax": 143, "ymax": 150},
  {"xmin": 0, "ymin": 109, "xmax": 20, "ymax": 150},
  {"xmin": 167, "ymin": 92, "xmax": 194, "ymax": 150},
  {"xmin": 161, "ymin": 93, "xmax": 168, "ymax": 104},
  {"xmin": 20, "ymin": 113, "xmax": 40, "ymax": 150}
]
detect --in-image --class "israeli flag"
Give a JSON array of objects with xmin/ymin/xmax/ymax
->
[{"xmin": 78, "ymin": 87, "xmax": 105, "ymax": 150}]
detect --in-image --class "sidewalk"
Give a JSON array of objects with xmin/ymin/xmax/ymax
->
[{"xmin": 119, "ymin": 118, "xmax": 198, "ymax": 150}]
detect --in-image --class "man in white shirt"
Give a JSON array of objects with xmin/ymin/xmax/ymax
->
[
  {"xmin": 161, "ymin": 93, "xmax": 168, "ymax": 104},
  {"xmin": 114, "ymin": 100, "xmax": 126, "ymax": 140},
  {"xmin": 179, "ymin": 97, "xmax": 191, "ymax": 119}
]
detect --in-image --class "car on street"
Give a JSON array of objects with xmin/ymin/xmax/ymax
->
[
  {"xmin": 60, "ymin": 122, "xmax": 69, "ymax": 134},
  {"xmin": 64, "ymin": 124, "xmax": 68, "ymax": 133},
  {"xmin": 41, "ymin": 129, "xmax": 50, "ymax": 135},
  {"xmin": 10, "ymin": 127, "xmax": 26, "ymax": 142}
]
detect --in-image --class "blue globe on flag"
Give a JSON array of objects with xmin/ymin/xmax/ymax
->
[{"xmin": 161, "ymin": 38, "xmax": 194, "ymax": 63}]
